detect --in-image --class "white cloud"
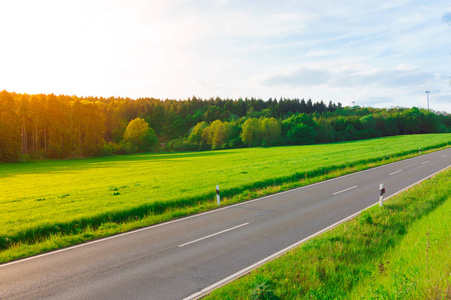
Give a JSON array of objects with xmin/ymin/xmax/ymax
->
[
  {"xmin": 262, "ymin": 67, "xmax": 330, "ymax": 87},
  {"xmin": 261, "ymin": 63, "xmax": 438, "ymax": 89}
]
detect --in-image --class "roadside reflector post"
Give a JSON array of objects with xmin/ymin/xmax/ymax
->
[
  {"xmin": 379, "ymin": 184, "xmax": 385, "ymax": 207},
  {"xmin": 216, "ymin": 185, "xmax": 220, "ymax": 206},
  {"xmin": 419, "ymin": 148, "xmax": 421, "ymax": 155}
]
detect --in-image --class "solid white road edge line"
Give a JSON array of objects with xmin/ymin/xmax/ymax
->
[
  {"xmin": 184, "ymin": 163, "xmax": 451, "ymax": 300},
  {"xmin": 182, "ymin": 207, "xmax": 368, "ymax": 300},
  {"xmin": 389, "ymin": 170, "xmax": 402, "ymax": 176},
  {"xmin": 178, "ymin": 223, "xmax": 249, "ymax": 247},
  {"xmin": 332, "ymin": 185, "xmax": 358, "ymax": 195},
  {"xmin": 1, "ymin": 148, "xmax": 449, "ymax": 268}
]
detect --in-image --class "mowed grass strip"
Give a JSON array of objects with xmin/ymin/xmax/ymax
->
[
  {"xmin": 205, "ymin": 164, "xmax": 451, "ymax": 300},
  {"xmin": 0, "ymin": 134, "xmax": 450, "ymax": 262}
]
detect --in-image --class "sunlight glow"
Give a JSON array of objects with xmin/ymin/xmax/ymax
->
[{"xmin": 0, "ymin": 0, "xmax": 450, "ymax": 112}]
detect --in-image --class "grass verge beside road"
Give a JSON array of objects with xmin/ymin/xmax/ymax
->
[
  {"xmin": 0, "ymin": 134, "xmax": 450, "ymax": 263},
  {"xmin": 205, "ymin": 168, "xmax": 451, "ymax": 300}
]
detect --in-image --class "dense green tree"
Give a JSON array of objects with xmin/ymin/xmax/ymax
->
[
  {"xmin": 260, "ymin": 118, "xmax": 281, "ymax": 146},
  {"xmin": 123, "ymin": 117, "xmax": 158, "ymax": 152},
  {"xmin": 241, "ymin": 118, "xmax": 260, "ymax": 147},
  {"xmin": 28, "ymin": 95, "xmax": 41, "ymax": 154},
  {"xmin": 46, "ymin": 94, "xmax": 73, "ymax": 158},
  {"xmin": 400, "ymin": 107, "xmax": 421, "ymax": 134},
  {"xmin": 188, "ymin": 121, "xmax": 208, "ymax": 144},
  {"xmin": 286, "ymin": 123, "xmax": 317, "ymax": 144},
  {"xmin": 0, "ymin": 90, "xmax": 21, "ymax": 161},
  {"xmin": 212, "ymin": 121, "xmax": 235, "ymax": 150},
  {"xmin": 282, "ymin": 113, "xmax": 318, "ymax": 144},
  {"xmin": 72, "ymin": 101, "xmax": 106, "ymax": 157},
  {"xmin": 382, "ymin": 116, "xmax": 400, "ymax": 136},
  {"xmin": 200, "ymin": 120, "xmax": 222, "ymax": 147},
  {"xmin": 17, "ymin": 94, "xmax": 30, "ymax": 155},
  {"xmin": 345, "ymin": 124, "xmax": 359, "ymax": 140},
  {"xmin": 359, "ymin": 115, "xmax": 376, "ymax": 130},
  {"xmin": 149, "ymin": 102, "xmax": 165, "ymax": 136}
]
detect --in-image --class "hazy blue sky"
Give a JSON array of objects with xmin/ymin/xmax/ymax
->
[{"xmin": 1, "ymin": 0, "xmax": 450, "ymax": 112}]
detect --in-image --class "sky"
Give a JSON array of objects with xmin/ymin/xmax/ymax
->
[{"xmin": 1, "ymin": 0, "xmax": 450, "ymax": 113}]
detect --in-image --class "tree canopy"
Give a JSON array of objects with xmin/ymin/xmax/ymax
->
[
  {"xmin": 123, "ymin": 117, "xmax": 158, "ymax": 152},
  {"xmin": 0, "ymin": 90, "xmax": 450, "ymax": 162}
]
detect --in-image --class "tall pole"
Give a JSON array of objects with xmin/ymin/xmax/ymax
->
[{"xmin": 425, "ymin": 90, "xmax": 430, "ymax": 110}]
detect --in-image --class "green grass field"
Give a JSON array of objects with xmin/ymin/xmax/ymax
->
[
  {"xmin": 205, "ymin": 164, "xmax": 451, "ymax": 300},
  {"xmin": 0, "ymin": 134, "xmax": 450, "ymax": 262}
]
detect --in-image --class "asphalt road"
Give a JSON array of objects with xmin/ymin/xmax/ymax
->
[{"xmin": 1, "ymin": 148, "xmax": 450, "ymax": 300}]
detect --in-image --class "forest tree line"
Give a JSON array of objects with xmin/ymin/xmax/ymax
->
[{"xmin": 0, "ymin": 90, "xmax": 450, "ymax": 162}]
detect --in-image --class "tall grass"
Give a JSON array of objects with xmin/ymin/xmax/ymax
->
[
  {"xmin": 350, "ymin": 178, "xmax": 451, "ymax": 299},
  {"xmin": 205, "ymin": 166, "xmax": 451, "ymax": 300},
  {"xmin": 0, "ymin": 134, "xmax": 450, "ymax": 263}
]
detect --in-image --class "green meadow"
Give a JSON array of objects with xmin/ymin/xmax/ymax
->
[
  {"xmin": 205, "ymin": 161, "xmax": 451, "ymax": 300},
  {"xmin": 0, "ymin": 134, "xmax": 450, "ymax": 262}
]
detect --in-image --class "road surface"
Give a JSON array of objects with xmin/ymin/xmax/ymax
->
[{"xmin": 1, "ymin": 148, "xmax": 450, "ymax": 300}]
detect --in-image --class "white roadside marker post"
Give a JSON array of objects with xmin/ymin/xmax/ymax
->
[
  {"xmin": 216, "ymin": 185, "xmax": 220, "ymax": 206},
  {"xmin": 379, "ymin": 184, "xmax": 385, "ymax": 207},
  {"xmin": 419, "ymin": 148, "xmax": 421, "ymax": 155}
]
